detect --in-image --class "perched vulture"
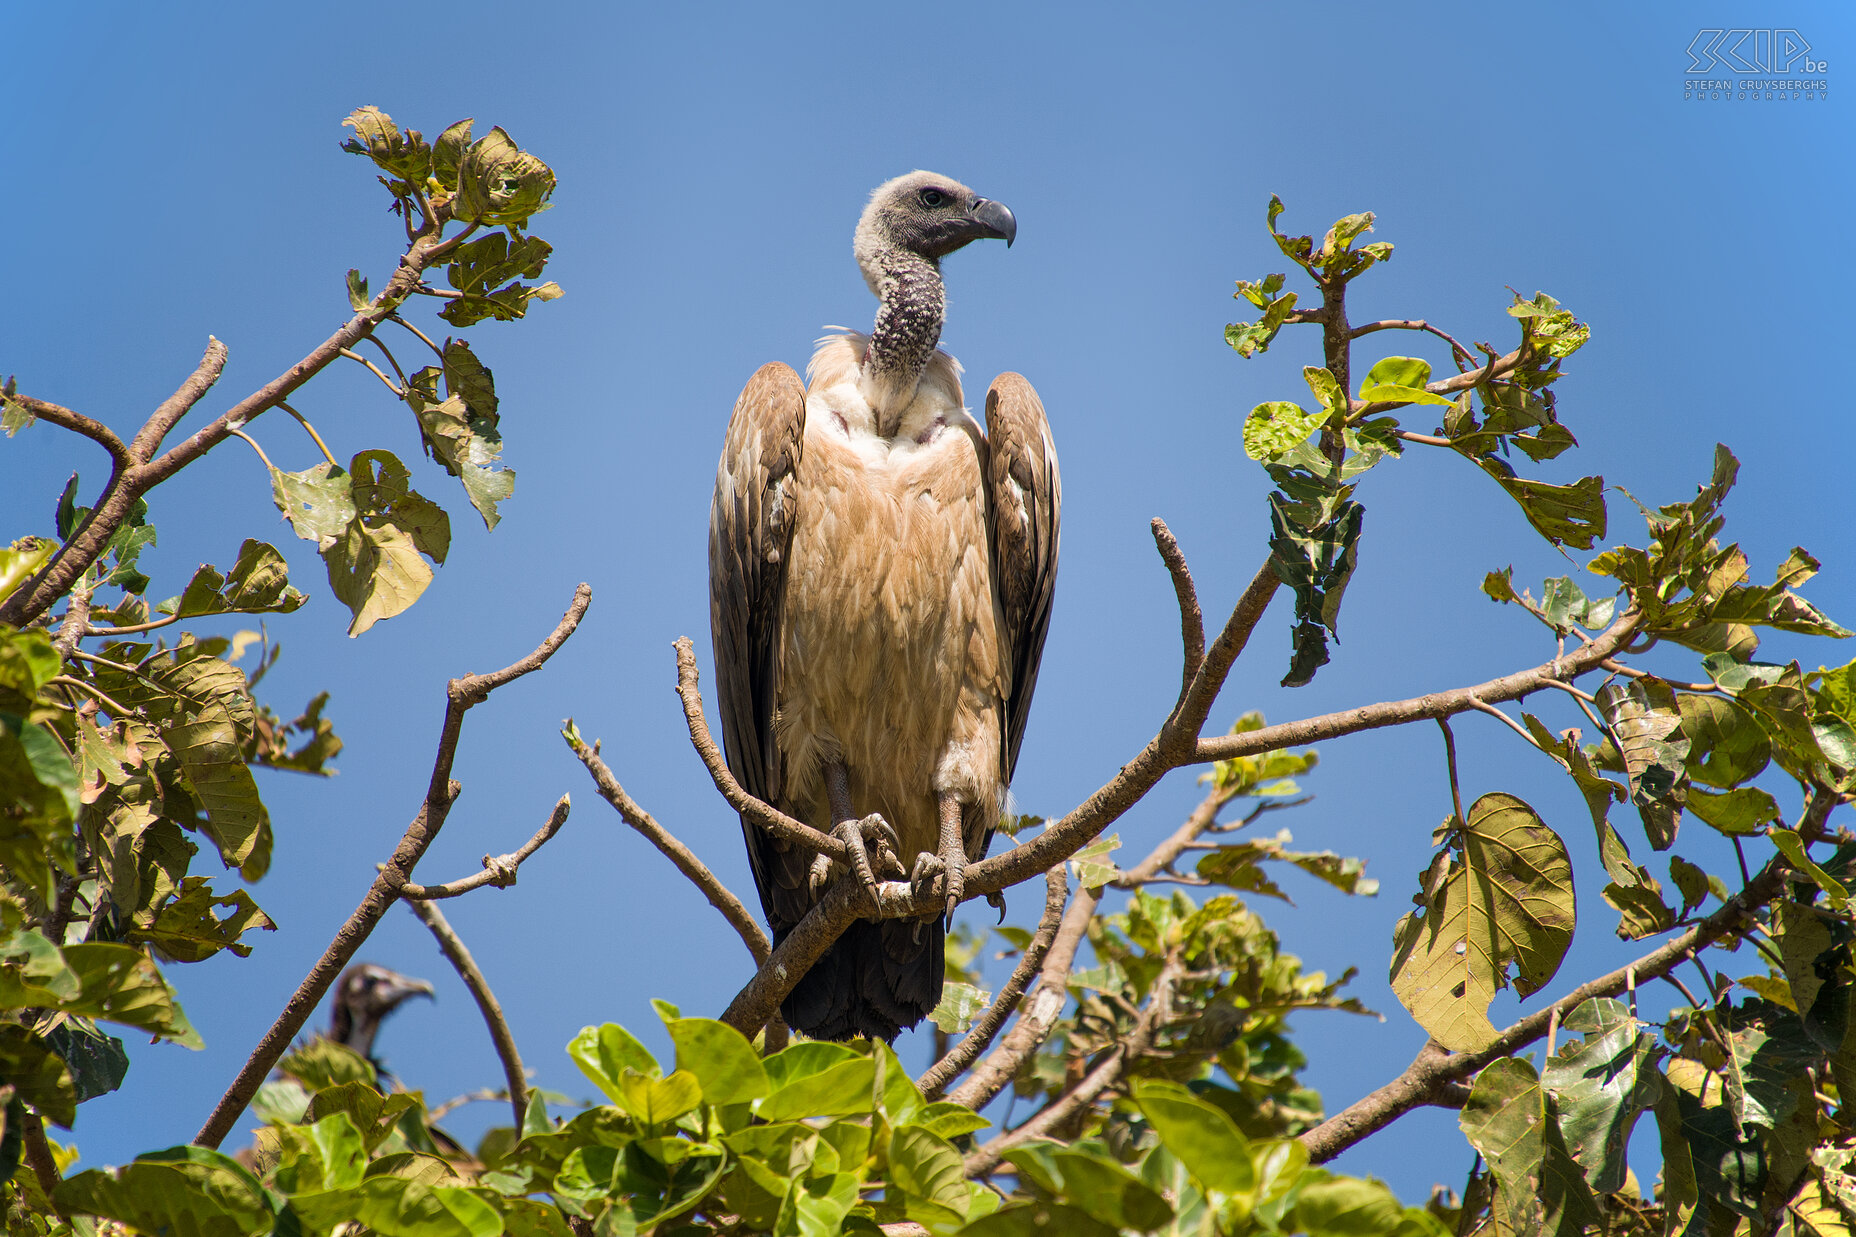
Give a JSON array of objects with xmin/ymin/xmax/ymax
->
[
  {"xmin": 709, "ymin": 171, "xmax": 1060, "ymax": 1041},
  {"xmin": 329, "ymin": 962, "xmax": 434, "ymax": 1074}
]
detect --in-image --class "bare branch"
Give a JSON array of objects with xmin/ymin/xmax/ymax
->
[
  {"xmin": 965, "ymin": 954, "xmax": 1185, "ymax": 1174},
  {"xmin": 947, "ymin": 884, "xmax": 1100, "ymax": 1111},
  {"xmin": 128, "ymin": 337, "xmax": 230, "ymax": 460},
  {"xmin": 1193, "ymin": 606, "xmax": 1639, "ymax": 764},
  {"xmin": 672, "ymin": 637, "xmax": 848, "ymax": 864},
  {"xmin": 192, "ymin": 584, "xmax": 590, "ymax": 1148},
  {"xmin": 52, "ymin": 589, "xmax": 91, "ymax": 660},
  {"xmin": 404, "ymin": 896, "xmax": 529, "ymax": 1130},
  {"xmin": 568, "ymin": 732, "xmax": 770, "ymax": 967},
  {"xmin": 1151, "ymin": 519, "xmax": 1206, "ymax": 700},
  {"xmin": 1348, "ymin": 318, "xmax": 1475, "ymax": 363},
  {"xmin": 5, "ymin": 394, "xmax": 132, "ymax": 470},
  {"xmin": 919, "ymin": 868, "xmax": 1068, "ymax": 1099},
  {"xmin": 398, "ymin": 795, "xmax": 572, "ymax": 900},
  {"xmin": 1297, "ymin": 856, "xmax": 1785, "ymax": 1163},
  {"xmin": 718, "ymin": 877, "xmax": 868, "ymax": 1037},
  {"xmin": 0, "ymin": 225, "xmax": 462, "ymax": 628}
]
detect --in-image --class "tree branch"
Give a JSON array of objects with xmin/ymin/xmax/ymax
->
[
  {"xmin": 128, "ymin": 337, "xmax": 230, "ymax": 460},
  {"xmin": 718, "ymin": 876, "xmax": 871, "ymax": 1036},
  {"xmin": 192, "ymin": 584, "xmax": 589, "ymax": 1148},
  {"xmin": 567, "ymin": 729, "xmax": 770, "ymax": 967},
  {"xmin": 672, "ymin": 637, "xmax": 849, "ymax": 864},
  {"xmin": 0, "ymin": 223, "xmax": 461, "ymax": 628},
  {"xmin": 1150, "ymin": 518, "xmax": 1205, "ymax": 701},
  {"xmin": 947, "ymin": 883, "xmax": 1100, "ymax": 1111},
  {"xmin": 1193, "ymin": 606, "xmax": 1639, "ymax": 764},
  {"xmin": 397, "ymin": 795, "xmax": 572, "ymax": 900},
  {"xmin": 4, "ymin": 394, "xmax": 133, "ymax": 470},
  {"xmin": 1297, "ymin": 856, "xmax": 1785, "ymax": 1163},
  {"xmin": 919, "ymin": 868, "xmax": 1069, "ymax": 1099},
  {"xmin": 1348, "ymin": 318, "xmax": 1474, "ymax": 363},
  {"xmin": 404, "ymin": 895, "xmax": 529, "ymax": 1130}
]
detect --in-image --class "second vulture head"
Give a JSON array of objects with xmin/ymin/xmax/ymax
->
[{"xmin": 854, "ymin": 170, "xmax": 1016, "ymax": 277}]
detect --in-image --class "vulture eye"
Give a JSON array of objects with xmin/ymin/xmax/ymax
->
[{"xmin": 919, "ymin": 188, "xmax": 946, "ymax": 208}]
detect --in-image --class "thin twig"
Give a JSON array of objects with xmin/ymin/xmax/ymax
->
[
  {"xmin": 1348, "ymin": 318, "xmax": 1475, "ymax": 363},
  {"xmin": 389, "ymin": 313, "xmax": 447, "ymax": 359},
  {"xmin": 1151, "ymin": 518, "xmax": 1205, "ymax": 701},
  {"xmin": 130, "ymin": 337, "xmax": 232, "ymax": 460},
  {"xmin": 568, "ymin": 732, "xmax": 770, "ymax": 966},
  {"xmin": 361, "ymin": 335, "xmax": 409, "ymax": 389},
  {"xmin": 919, "ymin": 868, "xmax": 1069, "ymax": 1098},
  {"xmin": 192, "ymin": 584, "xmax": 590, "ymax": 1148},
  {"xmin": 398, "ymin": 795, "xmax": 572, "ymax": 900},
  {"xmin": 225, "ymin": 425, "xmax": 276, "ymax": 471},
  {"xmin": 672, "ymin": 638, "xmax": 849, "ymax": 864},
  {"xmin": 405, "ymin": 897, "xmax": 529, "ymax": 1130},
  {"xmin": 1438, "ymin": 717, "xmax": 1465, "ymax": 826},
  {"xmin": 81, "ymin": 614, "xmax": 183, "ymax": 637},
  {"xmin": 4, "ymin": 394, "xmax": 133, "ymax": 470},
  {"xmin": 276, "ymin": 401, "xmax": 339, "ymax": 468},
  {"xmin": 339, "ymin": 347, "xmax": 405, "ymax": 396}
]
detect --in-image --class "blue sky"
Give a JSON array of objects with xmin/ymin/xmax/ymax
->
[{"xmin": 4, "ymin": 1, "xmax": 1851, "ymax": 1201}]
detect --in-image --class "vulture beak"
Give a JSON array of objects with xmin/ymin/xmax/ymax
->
[
  {"xmin": 969, "ymin": 197, "xmax": 1017, "ymax": 248},
  {"xmin": 384, "ymin": 974, "xmax": 436, "ymax": 1005}
]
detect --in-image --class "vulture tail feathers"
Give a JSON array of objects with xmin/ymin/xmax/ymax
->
[{"xmin": 778, "ymin": 918, "xmax": 944, "ymax": 1043}]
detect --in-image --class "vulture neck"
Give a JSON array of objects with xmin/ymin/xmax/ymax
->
[{"xmin": 859, "ymin": 247, "xmax": 945, "ymax": 437}]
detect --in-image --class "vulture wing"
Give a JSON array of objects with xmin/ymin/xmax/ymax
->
[
  {"xmin": 708, "ymin": 363, "xmax": 811, "ymax": 930},
  {"xmin": 983, "ymin": 372, "xmax": 1061, "ymax": 783}
]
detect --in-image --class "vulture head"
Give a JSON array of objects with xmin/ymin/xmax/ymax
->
[
  {"xmin": 854, "ymin": 170, "xmax": 1016, "ymax": 289},
  {"xmin": 329, "ymin": 962, "xmax": 434, "ymax": 1068}
]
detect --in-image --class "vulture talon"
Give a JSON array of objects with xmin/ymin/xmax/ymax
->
[
  {"xmin": 987, "ymin": 890, "xmax": 1007, "ymax": 923},
  {"xmin": 937, "ymin": 794, "xmax": 967, "ymax": 930},
  {"xmin": 830, "ymin": 815, "xmax": 898, "ymax": 901}
]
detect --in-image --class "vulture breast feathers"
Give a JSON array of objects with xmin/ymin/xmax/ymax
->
[{"xmin": 708, "ymin": 171, "xmax": 1059, "ymax": 1042}]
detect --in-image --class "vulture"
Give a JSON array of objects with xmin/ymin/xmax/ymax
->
[
  {"xmin": 709, "ymin": 171, "xmax": 1060, "ymax": 1041},
  {"xmin": 329, "ymin": 962, "xmax": 434, "ymax": 1075}
]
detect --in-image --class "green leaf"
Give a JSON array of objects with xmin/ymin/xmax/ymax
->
[
  {"xmin": 455, "ymin": 127, "xmax": 556, "ymax": 226},
  {"xmin": 757, "ymin": 1053, "xmax": 875, "ymax": 1122},
  {"xmin": 1477, "ymin": 463, "xmax": 1607, "ymax": 550},
  {"xmin": 406, "ymin": 340, "xmax": 516, "ymax": 529},
  {"xmin": 1291, "ymin": 1173, "xmax": 1406, "ymax": 1237},
  {"xmin": 279, "ymin": 1038, "xmax": 378, "ymax": 1091},
  {"xmin": 1389, "ymin": 793, "xmax": 1575, "ymax": 1052},
  {"xmin": 1359, "ymin": 356, "xmax": 1456, "ymax": 407},
  {"xmin": 56, "ymin": 1145, "xmax": 276, "ymax": 1237},
  {"xmin": 615, "ymin": 1067, "xmax": 703, "ymax": 1125},
  {"xmin": 888, "ymin": 1124, "xmax": 971, "ymax": 1228},
  {"xmin": 1679, "ymin": 694, "xmax": 1770, "ymax": 788},
  {"xmin": 303, "ymin": 1082, "xmax": 421, "ymax": 1152},
  {"xmin": 1243, "ymin": 402, "xmax": 1326, "ymax": 462},
  {"xmin": 0, "ymin": 927, "xmax": 78, "ymax": 1008},
  {"xmin": 289, "ymin": 1177, "xmax": 501, "ymax": 1237},
  {"xmin": 1267, "ymin": 492, "xmax": 1364, "ymax": 688},
  {"xmin": 43, "ymin": 1019, "xmax": 128, "ymax": 1102},
  {"xmin": 1603, "ymin": 873, "xmax": 1674, "ymax": 940},
  {"xmin": 346, "ymin": 268, "xmax": 371, "ymax": 311},
  {"xmin": 1596, "ymin": 677, "xmax": 1689, "ymax": 850},
  {"xmin": 0, "ymin": 537, "xmax": 55, "ymax": 605},
  {"xmin": 569, "ymin": 1022, "xmax": 660, "ymax": 1103},
  {"xmin": 1068, "ymin": 833, "xmax": 1121, "ymax": 890},
  {"xmin": 162, "ymin": 539, "xmax": 307, "ymax": 618},
  {"xmin": 1132, "ymin": 1079, "xmax": 1257, "ymax": 1197},
  {"xmin": 1772, "ymin": 830, "xmax": 1849, "ymax": 911},
  {"xmin": 325, "ymin": 451, "xmax": 450, "ymax": 636},
  {"xmin": 1302, "ymin": 366, "xmax": 1347, "ymax": 416},
  {"xmin": 0, "ymin": 1023, "xmax": 77, "ymax": 1126},
  {"xmin": 1686, "ymin": 786, "xmax": 1778, "ymax": 835},
  {"xmin": 271, "ymin": 461, "xmax": 358, "ymax": 543},
  {"xmin": 127, "ymin": 875, "xmax": 275, "ymax": 961},
  {"xmin": 1670, "ymin": 856, "xmax": 1710, "ymax": 915},
  {"xmin": 58, "ymin": 942, "xmax": 202, "ymax": 1047},
  {"xmin": 341, "ymin": 106, "xmax": 432, "ymax": 183},
  {"xmin": 1040, "ymin": 1148, "xmax": 1175, "ymax": 1231},
  {"xmin": 1540, "ymin": 998, "xmax": 1662, "ymax": 1193},
  {"xmin": 1460, "ymin": 1057, "xmax": 1601, "ymax": 1237},
  {"xmin": 665, "ymin": 1015, "xmax": 768, "ymax": 1106},
  {"xmin": 928, "ymin": 980, "xmax": 991, "ymax": 1034}
]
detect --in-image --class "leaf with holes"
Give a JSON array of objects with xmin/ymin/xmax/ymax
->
[
  {"xmin": 1390, "ymin": 793, "xmax": 1574, "ymax": 1052},
  {"xmin": 1596, "ymin": 677, "xmax": 1689, "ymax": 850}
]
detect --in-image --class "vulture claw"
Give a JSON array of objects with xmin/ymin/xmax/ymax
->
[
  {"xmin": 987, "ymin": 890, "xmax": 1007, "ymax": 923},
  {"xmin": 831, "ymin": 815, "xmax": 902, "ymax": 902}
]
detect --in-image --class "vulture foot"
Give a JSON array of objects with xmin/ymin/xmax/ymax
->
[
  {"xmin": 986, "ymin": 890, "xmax": 1007, "ymax": 923},
  {"xmin": 936, "ymin": 794, "xmax": 967, "ymax": 929},
  {"xmin": 812, "ymin": 814, "xmax": 903, "ymax": 902}
]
